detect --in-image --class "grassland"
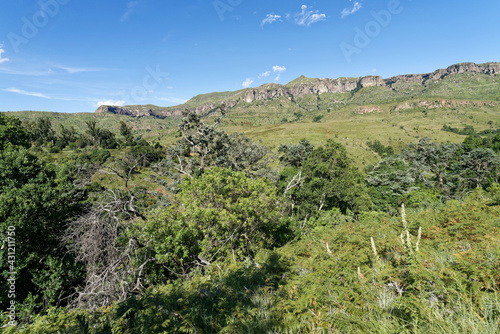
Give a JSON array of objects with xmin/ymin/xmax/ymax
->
[{"xmin": 2, "ymin": 72, "xmax": 499, "ymax": 167}]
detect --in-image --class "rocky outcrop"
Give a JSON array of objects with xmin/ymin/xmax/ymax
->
[
  {"xmin": 446, "ymin": 62, "xmax": 499, "ymax": 75},
  {"xmin": 360, "ymin": 76, "xmax": 385, "ymax": 88},
  {"xmin": 394, "ymin": 99, "xmax": 498, "ymax": 111},
  {"xmin": 354, "ymin": 106, "xmax": 383, "ymax": 114},
  {"xmin": 386, "ymin": 62, "xmax": 500, "ymax": 87},
  {"xmin": 95, "ymin": 105, "xmax": 155, "ymax": 116},
  {"xmin": 95, "ymin": 62, "xmax": 499, "ymax": 117}
]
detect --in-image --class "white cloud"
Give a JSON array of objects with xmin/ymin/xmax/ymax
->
[
  {"xmin": 53, "ymin": 65, "xmax": 100, "ymax": 74},
  {"xmin": 3, "ymin": 87, "xmax": 89, "ymax": 102},
  {"xmin": 273, "ymin": 65, "xmax": 286, "ymax": 73},
  {"xmin": 0, "ymin": 45, "xmax": 9, "ymax": 64},
  {"xmin": 0, "ymin": 63, "xmax": 103, "ymax": 76},
  {"xmin": 242, "ymin": 78, "xmax": 254, "ymax": 88},
  {"xmin": 121, "ymin": 1, "xmax": 139, "ymax": 22},
  {"xmin": 341, "ymin": 1, "xmax": 362, "ymax": 18},
  {"xmin": 294, "ymin": 5, "xmax": 326, "ymax": 26},
  {"xmin": 258, "ymin": 71, "xmax": 271, "ymax": 79},
  {"xmin": 93, "ymin": 99, "xmax": 126, "ymax": 107},
  {"xmin": 0, "ymin": 68, "xmax": 54, "ymax": 76},
  {"xmin": 273, "ymin": 65, "xmax": 286, "ymax": 81},
  {"xmin": 3, "ymin": 87, "xmax": 51, "ymax": 99},
  {"xmin": 261, "ymin": 14, "xmax": 281, "ymax": 27}
]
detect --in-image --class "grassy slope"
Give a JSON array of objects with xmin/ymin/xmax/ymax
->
[
  {"xmin": 2, "ymin": 110, "xmax": 181, "ymax": 145},
  {"xmin": 2, "ymin": 72, "xmax": 499, "ymax": 167},
  {"xmin": 225, "ymin": 101, "xmax": 500, "ymax": 167}
]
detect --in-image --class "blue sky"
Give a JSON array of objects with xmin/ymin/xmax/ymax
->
[{"xmin": 0, "ymin": 0, "xmax": 499, "ymax": 113}]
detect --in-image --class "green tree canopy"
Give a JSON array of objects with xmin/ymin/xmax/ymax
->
[
  {"xmin": 0, "ymin": 113, "xmax": 30, "ymax": 149},
  {"xmin": 278, "ymin": 139, "xmax": 314, "ymax": 168},
  {"xmin": 139, "ymin": 167, "xmax": 288, "ymax": 276},
  {"xmin": 280, "ymin": 140, "xmax": 372, "ymax": 221},
  {"xmin": 0, "ymin": 145, "xmax": 83, "ymax": 314}
]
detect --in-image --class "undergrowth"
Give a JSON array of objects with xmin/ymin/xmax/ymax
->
[{"xmin": 3, "ymin": 190, "xmax": 499, "ymax": 333}]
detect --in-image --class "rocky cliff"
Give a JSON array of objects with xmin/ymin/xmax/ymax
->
[
  {"xmin": 95, "ymin": 62, "xmax": 499, "ymax": 117},
  {"xmin": 95, "ymin": 105, "xmax": 155, "ymax": 116}
]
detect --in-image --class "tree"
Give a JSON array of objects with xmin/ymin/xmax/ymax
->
[
  {"xmin": 280, "ymin": 140, "xmax": 372, "ymax": 222},
  {"xmin": 120, "ymin": 121, "xmax": 134, "ymax": 146},
  {"xmin": 400, "ymin": 138, "xmax": 460, "ymax": 189},
  {"xmin": 370, "ymin": 138, "xmax": 500, "ymax": 201},
  {"xmin": 63, "ymin": 189, "xmax": 153, "ymax": 310},
  {"xmin": 0, "ymin": 113, "xmax": 30, "ymax": 149},
  {"xmin": 492, "ymin": 133, "xmax": 500, "ymax": 152},
  {"xmin": 29, "ymin": 117, "xmax": 56, "ymax": 146},
  {"xmin": 57, "ymin": 123, "xmax": 78, "ymax": 144},
  {"xmin": 366, "ymin": 140, "xmax": 394, "ymax": 157},
  {"xmin": 455, "ymin": 148, "xmax": 499, "ymax": 190},
  {"xmin": 177, "ymin": 108, "xmax": 227, "ymax": 173},
  {"xmin": 215, "ymin": 133, "xmax": 275, "ymax": 179},
  {"xmin": 278, "ymin": 139, "xmax": 314, "ymax": 168},
  {"xmin": 85, "ymin": 120, "xmax": 100, "ymax": 146},
  {"xmin": 366, "ymin": 157, "xmax": 419, "ymax": 210},
  {"xmin": 62, "ymin": 151, "xmax": 157, "ymax": 310},
  {"xmin": 98, "ymin": 128, "xmax": 118, "ymax": 149},
  {"xmin": 462, "ymin": 135, "xmax": 484, "ymax": 152},
  {"xmin": 154, "ymin": 107, "xmax": 276, "ymax": 191},
  {"xmin": 139, "ymin": 167, "xmax": 288, "ymax": 276},
  {"xmin": 128, "ymin": 139, "xmax": 164, "ymax": 167},
  {"xmin": 0, "ymin": 145, "xmax": 83, "ymax": 316}
]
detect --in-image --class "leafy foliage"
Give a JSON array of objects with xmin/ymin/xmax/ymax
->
[
  {"xmin": 0, "ymin": 114, "xmax": 30, "ymax": 149},
  {"xmin": 0, "ymin": 145, "xmax": 84, "ymax": 318},
  {"xmin": 278, "ymin": 139, "xmax": 314, "ymax": 168},
  {"xmin": 366, "ymin": 157, "xmax": 420, "ymax": 210},
  {"xmin": 119, "ymin": 121, "xmax": 134, "ymax": 146},
  {"xmin": 368, "ymin": 137, "xmax": 500, "ymax": 210},
  {"xmin": 280, "ymin": 140, "xmax": 372, "ymax": 223},
  {"xmin": 2, "ymin": 106, "xmax": 500, "ymax": 332},
  {"xmin": 9, "ymin": 192, "xmax": 500, "ymax": 333},
  {"xmin": 139, "ymin": 167, "xmax": 288, "ymax": 276},
  {"xmin": 154, "ymin": 109, "xmax": 275, "ymax": 192},
  {"xmin": 366, "ymin": 139, "xmax": 394, "ymax": 157}
]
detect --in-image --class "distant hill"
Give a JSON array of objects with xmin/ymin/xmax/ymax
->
[
  {"xmin": 3, "ymin": 62, "xmax": 499, "ymax": 166},
  {"xmin": 94, "ymin": 62, "xmax": 500, "ymax": 118}
]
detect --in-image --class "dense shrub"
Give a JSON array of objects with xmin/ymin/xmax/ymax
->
[
  {"xmin": 8, "ymin": 192, "xmax": 499, "ymax": 333},
  {"xmin": 137, "ymin": 167, "xmax": 290, "ymax": 276}
]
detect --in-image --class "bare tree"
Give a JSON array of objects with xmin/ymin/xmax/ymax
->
[{"xmin": 63, "ymin": 153, "xmax": 155, "ymax": 310}]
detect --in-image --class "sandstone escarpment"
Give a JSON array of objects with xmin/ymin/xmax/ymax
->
[
  {"xmin": 95, "ymin": 105, "xmax": 155, "ymax": 116},
  {"xmin": 394, "ymin": 99, "xmax": 498, "ymax": 111},
  {"xmin": 386, "ymin": 62, "xmax": 499, "ymax": 87},
  {"xmin": 95, "ymin": 62, "xmax": 499, "ymax": 117}
]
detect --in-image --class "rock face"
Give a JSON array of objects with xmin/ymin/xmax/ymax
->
[
  {"xmin": 395, "ymin": 99, "xmax": 497, "ymax": 111},
  {"xmin": 385, "ymin": 62, "xmax": 500, "ymax": 87},
  {"xmin": 354, "ymin": 106, "xmax": 383, "ymax": 114},
  {"xmin": 95, "ymin": 105, "xmax": 155, "ymax": 116},
  {"xmin": 95, "ymin": 62, "xmax": 500, "ymax": 117}
]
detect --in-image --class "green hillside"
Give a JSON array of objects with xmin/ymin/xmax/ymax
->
[
  {"xmin": 3, "ymin": 70, "xmax": 499, "ymax": 166},
  {"xmin": 2, "ymin": 110, "xmax": 181, "ymax": 145},
  {"xmin": 1, "ymin": 66, "xmax": 500, "ymax": 332}
]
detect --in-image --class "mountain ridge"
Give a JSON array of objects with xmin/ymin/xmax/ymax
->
[{"xmin": 95, "ymin": 62, "xmax": 500, "ymax": 118}]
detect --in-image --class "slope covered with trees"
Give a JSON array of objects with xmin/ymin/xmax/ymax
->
[{"xmin": 1, "ymin": 102, "xmax": 499, "ymax": 332}]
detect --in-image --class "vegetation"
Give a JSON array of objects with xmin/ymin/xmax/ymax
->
[{"xmin": 1, "ymin": 69, "xmax": 500, "ymax": 332}]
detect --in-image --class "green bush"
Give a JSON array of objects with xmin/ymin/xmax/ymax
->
[
  {"xmin": 6, "ymin": 194, "xmax": 500, "ymax": 332},
  {"xmin": 312, "ymin": 115, "xmax": 323, "ymax": 123},
  {"xmin": 89, "ymin": 149, "xmax": 111, "ymax": 165},
  {"xmin": 137, "ymin": 167, "xmax": 290, "ymax": 276}
]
